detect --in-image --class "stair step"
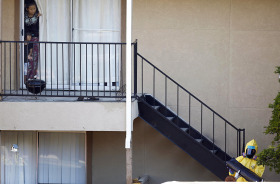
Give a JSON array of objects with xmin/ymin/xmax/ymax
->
[
  {"xmin": 152, "ymin": 106, "xmax": 160, "ymax": 110},
  {"xmin": 195, "ymin": 139, "xmax": 203, "ymax": 143},
  {"xmin": 209, "ymin": 150, "xmax": 217, "ymax": 154},
  {"xmin": 181, "ymin": 128, "xmax": 188, "ymax": 132},
  {"xmin": 166, "ymin": 117, "xmax": 174, "ymax": 121}
]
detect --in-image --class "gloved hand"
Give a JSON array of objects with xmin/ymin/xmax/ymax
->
[{"xmin": 229, "ymin": 168, "xmax": 235, "ymax": 175}]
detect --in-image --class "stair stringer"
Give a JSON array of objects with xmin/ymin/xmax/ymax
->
[{"xmin": 138, "ymin": 96, "xmax": 229, "ymax": 181}]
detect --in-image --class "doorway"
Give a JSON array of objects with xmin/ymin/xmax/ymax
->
[{"xmin": 21, "ymin": 0, "xmax": 122, "ymax": 91}]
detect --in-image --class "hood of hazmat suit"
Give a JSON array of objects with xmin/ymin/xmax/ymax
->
[{"xmin": 228, "ymin": 139, "xmax": 265, "ymax": 182}]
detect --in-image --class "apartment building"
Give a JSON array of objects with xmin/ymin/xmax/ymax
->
[{"xmin": 0, "ymin": 0, "xmax": 280, "ymax": 183}]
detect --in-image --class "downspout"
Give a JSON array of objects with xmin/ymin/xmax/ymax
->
[
  {"xmin": 125, "ymin": 0, "xmax": 132, "ymax": 149},
  {"xmin": 125, "ymin": 0, "xmax": 133, "ymax": 183}
]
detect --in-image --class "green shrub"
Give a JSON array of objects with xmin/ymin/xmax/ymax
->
[{"xmin": 257, "ymin": 66, "xmax": 280, "ymax": 174}]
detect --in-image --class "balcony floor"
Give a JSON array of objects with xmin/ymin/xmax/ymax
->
[
  {"xmin": 1, "ymin": 90, "xmax": 126, "ymax": 102},
  {"xmin": 0, "ymin": 90, "xmax": 139, "ymax": 131}
]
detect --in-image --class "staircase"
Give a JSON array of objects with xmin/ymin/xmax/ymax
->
[
  {"xmin": 138, "ymin": 94, "xmax": 231, "ymax": 180},
  {"xmin": 135, "ymin": 52, "xmax": 246, "ymax": 181}
]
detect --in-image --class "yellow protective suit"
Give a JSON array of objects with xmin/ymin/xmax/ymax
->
[{"xmin": 229, "ymin": 139, "xmax": 265, "ymax": 182}]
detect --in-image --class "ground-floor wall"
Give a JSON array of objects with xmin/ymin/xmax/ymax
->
[
  {"xmin": 90, "ymin": 131, "xmax": 126, "ymax": 184},
  {"xmin": 90, "ymin": 119, "xmax": 221, "ymax": 183},
  {"xmin": 132, "ymin": 118, "xmax": 219, "ymax": 183},
  {"xmin": 0, "ymin": 121, "xmax": 220, "ymax": 184},
  {"xmin": 2, "ymin": 118, "xmax": 280, "ymax": 183},
  {"xmin": 83, "ymin": 123, "xmax": 221, "ymax": 184}
]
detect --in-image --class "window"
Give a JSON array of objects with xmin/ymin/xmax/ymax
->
[{"xmin": 1, "ymin": 131, "xmax": 86, "ymax": 184}]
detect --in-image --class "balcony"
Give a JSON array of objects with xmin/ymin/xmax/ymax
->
[
  {"xmin": 0, "ymin": 40, "xmax": 139, "ymax": 131},
  {"xmin": 0, "ymin": 40, "xmax": 139, "ymax": 100}
]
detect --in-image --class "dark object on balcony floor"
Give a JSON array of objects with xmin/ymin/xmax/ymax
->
[
  {"xmin": 26, "ymin": 79, "xmax": 46, "ymax": 94},
  {"xmin": 77, "ymin": 96, "xmax": 99, "ymax": 101}
]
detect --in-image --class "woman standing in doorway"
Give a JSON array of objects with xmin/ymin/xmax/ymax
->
[{"xmin": 24, "ymin": 2, "xmax": 41, "ymax": 80}]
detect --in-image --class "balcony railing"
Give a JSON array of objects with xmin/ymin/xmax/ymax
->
[{"xmin": 0, "ymin": 40, "xmax": 137, "ymax": 99}]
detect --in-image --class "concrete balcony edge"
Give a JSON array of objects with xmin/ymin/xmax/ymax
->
[{"xmin": 0, "ymin": 100, "xmax": 139, "ymax": 131}]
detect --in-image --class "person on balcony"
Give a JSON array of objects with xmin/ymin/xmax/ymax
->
[
  {"xmin": 24, "ymin": 2, "xmax": 41, "ymax": 79},
  {"xmin": 24, "ymin": 32, "xmax": 33, "ymax": 83},
  {"xmin": 229, "ymin": 139, "xmax": 265, "ymax": 182}
]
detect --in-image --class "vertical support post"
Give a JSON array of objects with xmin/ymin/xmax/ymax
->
[
  {"xmin": 188, "ymin": 94, "xmax": 191, "ymax": 135},
  {"xmin": 225, "ymin": 121, "xmax": 227, "ymax": 161},
  {"xmin": 242, "ymin": 129, "xmax": 245, "ymax": 153},
  {"xmin": 200, "ymin": 104, "xmax": 203, "ymax": 138},
  {"xmin": 141, "ymin": 58, "xmax": 143, "ymax": 96},
  {"xmin": 212, "ymin": 112, "xmax": 215, "ymax": 151},
  {"xmin": 133, "ymin": 39, "xmax": 137, "ymax": 97},
  {"xmin": 236, "ymin": 131, "xmax": 238, "ymax": 157},
  {"xmin": 126, "ymin": 0, "xmax": 132, "ymax": 149},
  {"xmin": 239, "ymin": 129, "xmax": 241, "ymax": 155},
  {"xmin": 126, "ymin": 142, "xmax": 132, "ymax": 184},
  {"xmin": 86, "ymin": 132, "xmax": 93, "ymax": 184},
  {"xmin": 126, "ymin": 0, "xmax": 133, "ymax": 184}
]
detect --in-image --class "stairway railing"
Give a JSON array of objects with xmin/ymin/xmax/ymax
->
[{"xmin": 134, "ymin": 51, "xmax": 245, "ymax": 159}]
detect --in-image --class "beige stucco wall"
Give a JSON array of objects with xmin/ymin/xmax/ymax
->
[
  {"xmin": 90, "ymin": 131, "xmax": 126, "ymax": 184},
  {"xmin": 0, "ymin": 100, "xmax": 138, "ymax": 131},
  {"xmin": 2, "ymin": 0, "xmax": 19, "ymax": 41},
  {"xmin": 133, "ymin": 118, "xmax": 219, "ymax": 183},
  {"xmin": 133, "ymin": 0, "xmax": 280, "ymax": 181},
  {"xmin": 89, "ymin": 121, "xmax": 218, "ymax": 184},
  {"xmin": 1, "ymin": 0, "xmax": 19, "ymax": 91}
]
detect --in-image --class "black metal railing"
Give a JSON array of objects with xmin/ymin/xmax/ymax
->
[
  {"xmin": 136, "ymin": 53, "xmax": 245, "ymax": 158},
  {"xmin": 0, "ymin": 40, "xmax": 138, "ymax": 98},
  {"xmin": 1, "ymin": 39, "xmax": 245, "ymax": 157}
]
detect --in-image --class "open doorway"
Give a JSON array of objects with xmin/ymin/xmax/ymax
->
[
  {"xmin": 22, "ymin": 0, "xmax": 40, "ymax": 85},
  {"xmin": 21, "ymin": 0, "xmax": 122, "ymax": 91}
]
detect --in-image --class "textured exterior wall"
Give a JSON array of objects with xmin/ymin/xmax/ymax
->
[
  {"xmin": 89, "ymin": 122, "xmax": 219, "ymax": 184},
  {"xmin": 133, "ymin": 118, "xmax": 219, "ymax": 183},
  {"xmin": 1, "ymin": 0, "xmax": 19, "ymax": 90},
  {"xmin": 2, "ymin": 0, "xmax": 18, "ymax": 41},
  {"xmin": 0, "ymin": 100, "xmax": 138, "ymax": 131},
  {"xmin": 132, "ymin": 0, "xmax": 280, "ymax": 181},
  {"xmin": 91, "ymin": 131, "xmax": 126, "ymax": 184}
]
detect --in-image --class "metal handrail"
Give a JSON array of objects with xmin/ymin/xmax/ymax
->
[
  {"xmin": 136, "ymin": 52, "xmax": 246, "ymax": 158},
  {"xmin": 0, "ymin": 40, "xmax": 136, "ymax": 98},
  {"xmin": 137, "ymin": 53, "xmax": 238, "ymax": 130},
  {"xmin": 0, "ymin": 40, "xmax": 129, "ymax": 45}
]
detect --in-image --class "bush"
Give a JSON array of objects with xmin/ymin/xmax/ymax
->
[{"xmin": 257, "ymin": 66, "xmax": 280, "ymax": 174}]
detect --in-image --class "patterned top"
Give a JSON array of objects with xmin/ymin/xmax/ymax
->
[{"xmin": 25, "ymin": 12, "xmax": 39, "ymax": 37}]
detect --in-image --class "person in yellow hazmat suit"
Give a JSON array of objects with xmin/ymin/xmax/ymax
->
[{"xmin": 229, "ymin": 139, "xmax": 265, "ymax": 182}]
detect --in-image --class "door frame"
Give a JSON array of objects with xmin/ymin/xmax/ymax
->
[
  {"xmin": 20, "ymin": 0, "xmax": 25, "ymax": 89},
  {"xmin": 20, "ymin": 0, "xmax": 121, "ymax": 92}
]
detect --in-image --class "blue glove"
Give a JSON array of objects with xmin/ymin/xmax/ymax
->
[{"xmin": 229, "ymin": 168, "xmax": 235, "ymax": 175}]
